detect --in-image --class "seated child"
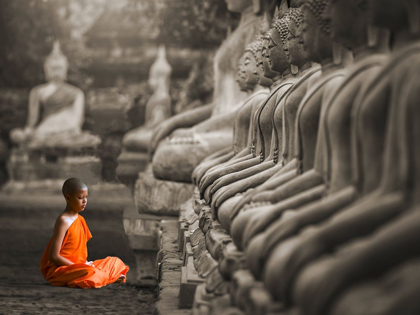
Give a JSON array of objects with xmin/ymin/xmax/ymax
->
[{"xmin": 40, "ymin": 178, "xmax": 129, "ymax": 288}]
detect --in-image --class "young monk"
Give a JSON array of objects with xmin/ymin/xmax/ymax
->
[{"xmin": 40, "ymin": 178, "xmax": 129, "ymax": 288}]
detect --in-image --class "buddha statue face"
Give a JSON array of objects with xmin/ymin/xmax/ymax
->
[
  {"xmin": 283, "ymin": 10, "xmax": 309, "ymax": 68},
  {"xmin": 269, "ymin": 25, "xmax": 292, "ymax": 73},
  {"xmin": 326, "ymin": 0, "xmax": 370, "ymax": 49},
  {"xmin": 256, "ymin": 48, "xmax": 273, "ymax": 87},
  {"xmin": 44, "ymin": 57, "xmax": 68, "ymax": 82},
  {"xmin": 225, "ymin": 0, "xmax": 252, "ymax": 13},
  {"xmin": 44, "ymin": 41, "xmax": 68, "ymax": 82},
  {"xmin": 371, "ymin": 0, "xmax": 415, "ymax": 32},
  {"xmin": 243, "ymin": 51, "xmax": 259, "ymax": 90},
  {"xmin": 261, "ymin": 36, "xmax": 280, "ymax": 79},
  {"xmin": 236, "ymin": 58, "xmax": 248, "ymax": 91},
  {"xmin": 302, "ymin": 0, "xmax": 333, "ymax": 63}
]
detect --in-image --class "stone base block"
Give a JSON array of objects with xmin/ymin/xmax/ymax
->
[
  {"xmin": 179, "ymin": 256, "xmax": 206, "ymax": 308},
  {"xmin": 116, "ymin": 150, "xmax": 149, "ymax": 191},
  {"xmin": 135, "ymin": 165, "xmax": 194, "ymax": 216},
  {"xmin": 7, "ymin": 149, "xmax": 102, "ymax": 185},
  {"xmin": 123, "ymin": 205, "xmax": 164, "ymax": 287}
]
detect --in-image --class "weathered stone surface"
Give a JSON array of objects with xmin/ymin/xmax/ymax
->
[
  {"xmin": 7, "ymin": 149, "xmax": 102, "ymax": 185},
  {"xmin": 135, "ymin": 165, "xmax": 194, "ymax": 216}
]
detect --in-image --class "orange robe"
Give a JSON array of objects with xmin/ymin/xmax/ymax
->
[{"xmin": 40, "ymin": 215, "xmax": 129, "ymax": 289}]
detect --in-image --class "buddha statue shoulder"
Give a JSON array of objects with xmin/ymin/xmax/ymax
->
[
  {"xmin": 122, "ymin": 45, "xmax": 172, "ymax": 152},
  {"xmin": 10, "ymin": 41, "xmax": 100, "ymax": 151}
]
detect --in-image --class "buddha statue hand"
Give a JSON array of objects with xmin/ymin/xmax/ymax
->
[
  {"xmin": 243, "ymin": 201, "xmax": 271, "ymax": 211},
  {"xmin": 10, "ymin": 126, "xmax": 35, "ymax": 145}
]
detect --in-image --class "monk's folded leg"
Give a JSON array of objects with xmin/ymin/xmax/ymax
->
[
  {"xmin": 49, "ymin": 264, "xmax": 109, "ymax": 289},
  {"xmin": 93, "ymin": 256, "xmax": 129, "ymax": 284}
]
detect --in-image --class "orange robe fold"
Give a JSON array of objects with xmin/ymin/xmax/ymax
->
[{"xmin": 40, "ymin": 215, "xmax": 129, "ymax": 289}]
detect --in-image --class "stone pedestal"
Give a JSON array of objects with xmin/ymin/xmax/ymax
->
[
  {"xmin": 7, "ymin": 148, "xmax": 102, "ymax": 185},
  {"xmin": 116, "ymin": 150, "xmax": 149, "ymax": 192},
  {"xmin": 135, "ymin": 165, "xmax": 194, "ymax": 216}
]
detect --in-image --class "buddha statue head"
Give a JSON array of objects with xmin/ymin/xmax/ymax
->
[
  {"xmin": 225, "ymin": 0, "xmax": 253, "ymax": 13},
  {"xmin": 261, "ymin": 30, "xmax": 281, "ymax": 79},
  {"xmin": 243, "ymin": 39, "xmax": 264, "ymax": 89},
  {"xmin": 282, "ymin": 7, "xmax": 309, "ymax": 68},
  {"xmin": 326, "ymin": 0, "xmax": 371, "ymax": 49},
  {"xmin": 371, "ymin": 0, "xmax": 420, "ymax": 35},
  {"xmin": 270, "ymin": 15, "xmax": 294, "ymax": 73},
  {"xmin": 236, "ymin": 56, "xmax": 248, "ymax": 92},
  {"xmin": 301, "ymin": 0, "xmax": 333, "ymax": 63},
  {"xmin": 255, "ymin": 38, "xmax": 273, "ymax": 87},
  {"xmin": 148, "ymin": 45, "xmax": 172, "ymax": 91},
  {"xmin": 44, "ymin": 41, "xmax": 69, "ymax": 82}
]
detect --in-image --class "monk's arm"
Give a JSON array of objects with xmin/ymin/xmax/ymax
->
[
  {"xmin": 148, "ymin": 102, "xmax": 214, "ymax": 159},
  {"xmin": 49, "ymin": 217, "xmax": 74, "ymax": 266}
]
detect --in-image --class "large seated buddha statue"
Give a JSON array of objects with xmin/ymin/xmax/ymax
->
[
  {"xmin": 232, "ymin": 0, "xmax": 390, "ymax": 258},
  {"xmin": 206, "ymin": 5, "xmax": 325, "ymax": 231},
  {"xmin": 117, "ymin": 46, "xmax": 172, "ymax": 186},
  {"xmin": 10, "ymin": 41, "xmax": 100, "ymax": 152},
  {"xmin": 7, "ymin": 41, "xmax": 101, "ymax": 184},
  {"xmin": 148, "ymin": 0, "xmax": 261, "ymax": 183}
]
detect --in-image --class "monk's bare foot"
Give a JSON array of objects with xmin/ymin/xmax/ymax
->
[{"xmin": 115, "ymin": 274, "xmax": 126, "ymax": 283}]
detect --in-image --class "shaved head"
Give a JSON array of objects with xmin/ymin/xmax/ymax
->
[{"xmin": 62, "ymin": 178, "xmax": 87, "ymax": 196}]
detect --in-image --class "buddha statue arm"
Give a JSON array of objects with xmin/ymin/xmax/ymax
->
[
  {"xmin": 210, "ymin": 160, "xmax": 277, "ymax": 196},
  {"xmin": 192, "ymin": 148, "xmax": 235, "ymax": 185},
  {"xmin": 251, "ymin": 169, "xmax": 325, "ymax": 204},
  {"xmin": 199, "ymin": 156, "xmax": 261, "ymax": 196},
  {"xmin": 193, "ymin": 110, "xmax": 237, "ymax": 133},
  {"xmin": 26, "ymin": 87, "xmax": 41, "ymax": 129},
  {"xmin": 229, "ymin": 167, "xmax": 298, "ymax": 222},
  {"xmin": 148, "ymin": 102, "xmax": 214, "ymax": 158}
]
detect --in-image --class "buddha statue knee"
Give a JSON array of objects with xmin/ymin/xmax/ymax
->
[
  {"xmin": 10, "ymin": 41, "xmax": 100, "ymax": 151},
  {"xmin": 151, "ymin": 0, "xmax": 261, "ymax": 182}
]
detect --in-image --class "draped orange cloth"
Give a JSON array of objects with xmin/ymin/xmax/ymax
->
[{"xmin": 40, "ymin": 215, "xmax": 129, "ymax": 289}]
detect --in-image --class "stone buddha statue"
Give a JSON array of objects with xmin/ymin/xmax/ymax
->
[
  {"xmin": 249, "ymin": 0, "xmax": 397, "ymax": 306},
  {"xmin": 211, "ymin": 7, "xmax": 325, "ymax": 232},
  {"xmin": 286, "ymin": 1, "xmax": 420, "ymax": 313},
  {"xmin": 121, "ymin": 45, "xmax": 172, "ymax": 153},
  {"xmin": 232, "ymin": 0, "xmax": 390, "ymax": 260},
  {"xmin": 192, "ymin": 43, "xmax": 271, "ymax": 186},
  {"xmin": 149, "ymin": 0, "xmax": 261, "ymax": 183},
  {"xmin": 10, "ymin": 41, "xmax": 100, "ymax": 151}
]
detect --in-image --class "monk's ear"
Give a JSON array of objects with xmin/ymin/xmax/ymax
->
[{"xmin": 64, "ymin": 194, "xmax": 71, "ymax": 202}]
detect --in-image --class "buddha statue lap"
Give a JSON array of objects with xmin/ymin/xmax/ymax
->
[
  {"xmin": 149, "ymin": 0, "xmax": 261, "ymax": 183},
  {"xmin": 233, "ymin": 0, "xmax": 391, "ymax": 257},
  {"xmin": 8, "ymin": 41, "xmax": 101, "ymax": 184}
]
